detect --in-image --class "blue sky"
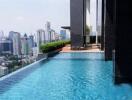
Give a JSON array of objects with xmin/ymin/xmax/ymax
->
[{"xmin": 0, "ymin": 0, "xmax": 97, "ymax": 36}]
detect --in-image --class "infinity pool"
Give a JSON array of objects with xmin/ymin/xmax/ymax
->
[{"xmin": 0, "ymin": 53, "xmax": 132, "ymax": 100}]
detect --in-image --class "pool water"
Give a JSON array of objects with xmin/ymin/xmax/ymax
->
[{"xmin": 0, "ymin": 53, "xmax": 132, "ymax": 100}]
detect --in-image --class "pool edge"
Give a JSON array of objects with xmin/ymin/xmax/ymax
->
[{"xmin": 0, "ymin": 58, "xmax": 47, "ymax": 81}]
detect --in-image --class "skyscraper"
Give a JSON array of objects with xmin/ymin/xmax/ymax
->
[
  {"xmin": 45, "ymin": 21, "xmax": 51, "ymax": 42},
  {"xmin": 28, "ymin": 35, "xmax": 35, "ymax": 56},
  {"xmin": 21, "ymin": 34, "xmax": 29, "ymax": 56},
  {"xmin": 50, "ymin": 29, "xmax": 56, "ymax": 41},
  {"xmin": 9, "ymin": 31, "xmax": 21, "ymax": 56},
  {"xmin": 29, "ymin": 35, "xmax": 35, "ymax": 48},
  {"xmin": 36, "ymin": 29, "xmax": 45, "ymax": 53},
  {"xmin": 60, "ymin": 30, "xmax": 67, "ymax": 40}
]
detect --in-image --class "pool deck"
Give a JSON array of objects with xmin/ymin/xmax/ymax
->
[{"xmin": 61, "ymin": 44, "xmax": 104, "ymax": 53}]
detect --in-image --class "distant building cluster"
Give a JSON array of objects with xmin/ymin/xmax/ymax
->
[
  {"xmin": 0, "ymin": 21, "xmax": 69, "ymax": 56},
  {"xmin": 36, "ymin": 21, "xmax": 68, "ymax": 53},
  {"xmin": 0, "ymin": 21, "xmax": 69, "ymax": 77},
  {"xmin": 0, "ymin": 31, "xmax": 35, "ymax": 57}
]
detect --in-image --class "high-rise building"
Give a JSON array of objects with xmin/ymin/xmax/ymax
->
[
  {"xmin": 36, "ymin": 29, "xmax": 45, "ymax": 53},
  {"xmin": 0, "ymin": 37, "xmax": 13, "ymax": 55},
  {"xmin": 50, "ymin": 29, "xmax": 56, "ymax": 41},
  {"xmin": 45, "ymin": 21, "xmax": 51, "ymax": 42},
  {"xmin": 60, "ymin": 30, "xmax": 67, "ymax": 40},
  {"xmin": 21, "ymin": 34, "xmax": 29, "ymax": 56},
  {"xmin": 29, "ymin": 35, "xmax": 35, "ymax": 48},
  {"xmin": 9, "ymin": 31, "xmax": 21, "ymax": 56},
  {"xmin": 28, "ymin": 35, "xmax": 35, "ymax": 56}
]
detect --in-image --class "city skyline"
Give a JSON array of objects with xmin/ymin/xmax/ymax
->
[
  {"xmin": 0, "ymin": 21, "xmax": 60, "ymax": 38},
  {"xmin": 0, "ymin": 0, "xmax": 70, "ymax": 35},
  {"xmin": 0, "ymin": 0, "xmax": 97, "ymax": 36}
]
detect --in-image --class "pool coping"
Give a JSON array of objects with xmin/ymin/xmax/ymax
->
[
  {"xmin": 60, "ymin": 51, "xmax": 104, "ymax": 53},
  {"xmin": 61, "ymin": 51, "xmax": 104, "ymax": 53},
  {"xmin": 0, "ymin": 58, "xmax": 47, "ymax": 82}
]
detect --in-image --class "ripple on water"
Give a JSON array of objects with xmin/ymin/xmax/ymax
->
[{"xmin": 0, "ymin": 53, "xmax": 132, "ymax": 100}]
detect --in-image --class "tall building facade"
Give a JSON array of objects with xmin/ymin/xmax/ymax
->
[
  {"xmin": 0, "ymin": 37, "xmax": 13, "ymax": 55},
  {"xmin": 36, "ymin": 29, "xmax": 45, "ymax": 53},
  {"xmin": 60, "ymin": 30, "xmax": 67, "ymax": 40},
  {"xmin": 50, "ymin": 29, "xmax": 56, "ymax": 41},
  {"xmin": 45, "ymin": 21, "xmax": 51, "ymax": 42},
  {"xmin": 21, "ymin": 34, "xmax": 29, "ymax": 56},
  {"xmin": 9, "ymin": 31, "xmax": 21, "ymax": 56},
  {"xmin": 28, "ymin": 35, "xmax": 35, "ymax": 56},
  {"xmin": 29, "ymin": 35, "xmax": 35, "ymax": 48}
]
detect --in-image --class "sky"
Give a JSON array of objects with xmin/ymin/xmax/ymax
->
[
  {"xmin": 90, "ymin": 0, "xmax": 97, "ymax": 32},
  {"xmin": 0, "ymin": 0, "xmax": 70, "ymax": 36},
  {"xmin": 0, "ymin": 0, "xmax": 97, "ymax": 36}
]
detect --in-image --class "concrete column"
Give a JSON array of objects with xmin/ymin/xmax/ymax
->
[
  {"xmin": 104, "ymin": 0, "xmax": 115, "ymax": 60},
  {"xmin": 115, "ymin": 0, "xmax": 132, "ymax": 83},
  {"xmin": 70, "ymin": 0, "xmax": 86, "ymax": 49},
  {"xmin": 101, "ymin": 0, "xmax": 104, "ymax": 50}
]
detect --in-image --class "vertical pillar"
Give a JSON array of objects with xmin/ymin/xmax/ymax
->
[
  {"xmin": 104, "ymin": 0, "xmax": 115, "ymax": 60},
  {"xmin": 101, "ymin": 0, "xmax": 104, "ymax": 50},
  {"xmin": 115, "ymin": 0, "xmax": 132, "ymax": 83},
  {"xmin": 70, "ymin": 0, "xmax": 86, "ymax": 49}
]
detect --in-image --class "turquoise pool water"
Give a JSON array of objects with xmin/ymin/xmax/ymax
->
[{"xmin": 0, "ymin": 53, "xmax": 132, "ymax": 100}]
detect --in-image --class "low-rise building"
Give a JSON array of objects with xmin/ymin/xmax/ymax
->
[
  {"xmin": 0, "ymin": 66, "xmax": 8, "ymax": 77},
  {"xmin": 0, "ymin": 37, "xmax": 13, "ymax": 55}
]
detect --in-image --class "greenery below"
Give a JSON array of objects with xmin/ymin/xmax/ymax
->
[{"xmin": 40, "ymin": 40, "xmax": 70, "ymax": 53}]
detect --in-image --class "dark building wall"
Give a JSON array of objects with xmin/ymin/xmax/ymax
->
[
  {"xmin": 104, "ymin": 0, "xmax": 115, "ymax": 60},
  {"xmin": 101, "ymin": 0, "xmax": 104, "ymax": 50},
  {"xmin": 70, "ymin": 0, "xmax": 86, "ymax": 49},
  {"xmin": 90, "ymin": 36, "xmax": 101, "ymax": 44},
  {"xmin": 115, "ymin": 0, "xmax": 132, "ymax": 82}
]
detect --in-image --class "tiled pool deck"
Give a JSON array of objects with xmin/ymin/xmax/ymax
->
[{"xmin": 61, "ymin": 44, "xmax": 103, "ymax": 53}]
